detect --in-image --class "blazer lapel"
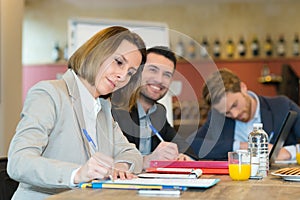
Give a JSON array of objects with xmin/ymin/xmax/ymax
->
[
  {"xmin": 130, "ymin": 105, "xmax": 142, "ymax": 147},
  {"xmin": 63, "ymin": 70, "xmax": 92, "ymax": 157},
  {"xmin": 259, "ymin": 96, "xmax": 274, "ymax": 134}
]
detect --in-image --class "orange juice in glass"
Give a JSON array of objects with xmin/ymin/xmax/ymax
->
[
  {"xmin": 296, "ymin": 144, "xmax": 300, "ymax": 165},
  {"xmin": 228, "ymin": 150, "xmax": 251, "ymax": 181}
]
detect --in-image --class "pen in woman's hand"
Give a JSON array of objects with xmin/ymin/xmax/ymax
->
[
  {"xmin": 82, "ymin": 128, "xmax": 97, "ymax": 154},
  {"xmin": 92, "ymin": 153, "xmax": 115, "ymax": 181}
]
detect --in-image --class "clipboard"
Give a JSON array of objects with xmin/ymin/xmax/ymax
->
[{"xmin": 79, "ymin": 178, "xmax": 220, "ymax": 190}]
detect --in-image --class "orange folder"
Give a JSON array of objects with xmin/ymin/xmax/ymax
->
[{"xmin": 149, "ymin": 160, "xmax": 229, "ymax": 175}]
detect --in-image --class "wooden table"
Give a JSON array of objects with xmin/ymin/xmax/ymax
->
[{"xmin": 46, "ymin": 164, "xmax": 300, "ymax": 200}]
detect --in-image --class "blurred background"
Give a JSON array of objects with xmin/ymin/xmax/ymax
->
[{"xmin": 1, "ymin": 0, "xmax": 300, "ymax": 156}]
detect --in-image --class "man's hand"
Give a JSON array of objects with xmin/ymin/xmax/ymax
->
[
  {"xmin": 176, "ymin": 153, "xmax": 194, "ymax": 161},
  {"xmin": 143, "ymin": 142, "xmax": 179, "ymax": 169},
  {"xmin": 240, "ymin": 142, "xmax": 248, "ymax": 150},
  {"xmin": 268, "ymin": 143, "xmax": 291, "ymax": 160}
]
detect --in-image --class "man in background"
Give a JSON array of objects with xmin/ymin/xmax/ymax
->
[
  {"xmin": 112, "ymin": 46, "xmax": 197, "ymax": 169},
  {"xmin": 191, "ymin": 68, "xmax": 300, "ymax": 160}
]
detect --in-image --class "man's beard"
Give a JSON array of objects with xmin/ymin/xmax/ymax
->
[
  {"xmin": 240, "ymin": 93, "xmax": 252, "ymax": 122},
  {"xmin": 139, "ymin": 90, "xmax": 157, "ymax": 105}
]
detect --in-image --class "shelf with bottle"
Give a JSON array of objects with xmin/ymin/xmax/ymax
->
[
  {"xmin": 258, "ymin": 74, "xmax": 282, "ymax": 84},
  {"xmin": 176, "ymin": 55, "xmax": 300, "ymax": 65},
  {"xmin": 172, "ymin": 33, "xmax": 300, "ymax": 61},
  {"xmin": 257, "ymin": 65, "xmax": 282, "ymax": 84}
]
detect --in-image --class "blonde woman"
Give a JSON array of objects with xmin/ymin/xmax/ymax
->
[{"xmin": 7, "ymin": 26, "xmax": 146, "ymax": 200}]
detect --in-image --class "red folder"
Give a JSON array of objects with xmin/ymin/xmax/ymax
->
[{"xmin": 149, "ymin": 160, "xmax": 229, "ymax": 175}]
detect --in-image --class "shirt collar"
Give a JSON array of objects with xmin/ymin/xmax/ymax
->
[
  {"xmin": 137, "ymin": 101, "xmax": 157, "ymax": 120},
  {"xmin": 72, "ymin": 70, "xmax": 101, "ymax": 117}
]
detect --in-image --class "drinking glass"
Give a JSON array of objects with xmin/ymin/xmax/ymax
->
[
  {"xmin": 228, "ymin": 150, "xmax": 251, "ymax": 181},
  {"xmin": 296, "ymin": 144, "xmax": 300, "ymax": 165}
]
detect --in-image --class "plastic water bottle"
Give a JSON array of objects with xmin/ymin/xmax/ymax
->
[{"xmin": 248, "ymin": 123, "xmax": 269, "ymax": 177}]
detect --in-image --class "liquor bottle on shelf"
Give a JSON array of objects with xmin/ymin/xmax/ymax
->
[
  {"xmin": 200, "ymin": 36, "xmax": 209, "ymax": 58},
  {"xmin": 261, "ymin": 65, "xmax": 270, "ymax": 77},
  {"xmin": 51, "ymin": 41, "xmax": 62, "ymax": 62},
  {"xmin": 213, "ymin": 38, "xmax": 221, "ymax": 58},
  {"xmin": 175, "ymin": 38, "xmax": 185, "ymax": 59},
  {"xmin": 276, "ymin": 35, "xmax": 285, "ymax": 57},
  {"xmin": 264, "ymin": 34, "xmax": 273, "ymax": 57},
  {"xmin": 293, "ymin": 33, "xmax": 299, "ymax": 57},
  {"xmin": 187, "ymin": 39, "xmax": 197, "ymax": 59},
  {"xmin": 237, "ymin": 36, "xmax": 246, "ymax": 57},
  {"xmin": 251, "ymin": 36, "xmax": 260, "ymax": 57},
  {"xmin": 226, "ymin": 38, "xmax": 234, "ymax": 58},
  {"xmin": 63, "ymin": 44, "xmax": 68, "ymax": 61}
]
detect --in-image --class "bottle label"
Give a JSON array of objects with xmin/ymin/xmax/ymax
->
[{"xmin": 250, "ymin": 157, "xmax": 260, "ymax": 176}]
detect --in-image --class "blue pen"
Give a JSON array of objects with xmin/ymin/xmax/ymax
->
[
  {"xmin": 82, "ymin": 129, "xmax": 97, "ymax": 152},
  {"xmin": 149, "ymin": 124, "xmax": 164, "ymax": 142},
  {"xmin": 79, "ymin": 182, "xmax": 187, "ymax": 190},
  {"xmin": 269, "ymin": 131, "xmax": 274, "ymax": 143}
]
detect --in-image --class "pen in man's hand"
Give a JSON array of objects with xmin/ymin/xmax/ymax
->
[
  {"xmin": 149, "ymin": 124, "xmax": 164, "ymax": 142},
  {"xmin": 269, "ymin": 131, "xmax": 274, "ymax": 143}
]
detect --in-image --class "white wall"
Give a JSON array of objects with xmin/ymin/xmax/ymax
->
[
  {"xmin": 23, "ymin": 0, "xmax": 300, "ymax": 64},
  {"xmin": 0, "ymin": 0, "xmax": 23, "ymax": 156}
]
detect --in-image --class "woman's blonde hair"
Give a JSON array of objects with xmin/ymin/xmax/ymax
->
[{"xmin": 68, "ymin": 26, "xmax": 146, "ymax": 86}]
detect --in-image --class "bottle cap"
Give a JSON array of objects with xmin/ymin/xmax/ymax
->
[{"xmin": 253, "ymin": 123, "xmax": 263, "ymax": 128}]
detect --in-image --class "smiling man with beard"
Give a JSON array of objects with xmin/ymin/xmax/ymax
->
[
  {"xmin": 112, "ymin": 46, "xmax": 197, "ymax": 169},
  {"xmin": 191, "ymin": 68, "xmax": 300, "ymax": 161}
]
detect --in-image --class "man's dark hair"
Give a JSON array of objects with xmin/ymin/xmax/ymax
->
[{"xmin": 147, "ymin": 46, "xmax": 177, "ymax": 70}]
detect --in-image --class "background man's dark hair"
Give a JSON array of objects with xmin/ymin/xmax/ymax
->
[{"xmin": 146, "ymin": 46, "xmax": 177, "ymax": 70}]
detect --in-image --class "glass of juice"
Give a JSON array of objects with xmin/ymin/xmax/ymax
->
[
  {"xmin": 296, "ymin": 144, "xmax": 300, "ymax": 165},
  {"xmin": 228, "ymin": 150, "xmax": 251, "ymax": 181}
]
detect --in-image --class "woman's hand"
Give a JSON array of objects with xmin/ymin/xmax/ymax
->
[
  {"xmin": 74, "ymin": 152, "xmax": 113, "ymax": 184},
  {"xmin": 112, "ymin": 162, "xmax": 135, "ymax": 180}
]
